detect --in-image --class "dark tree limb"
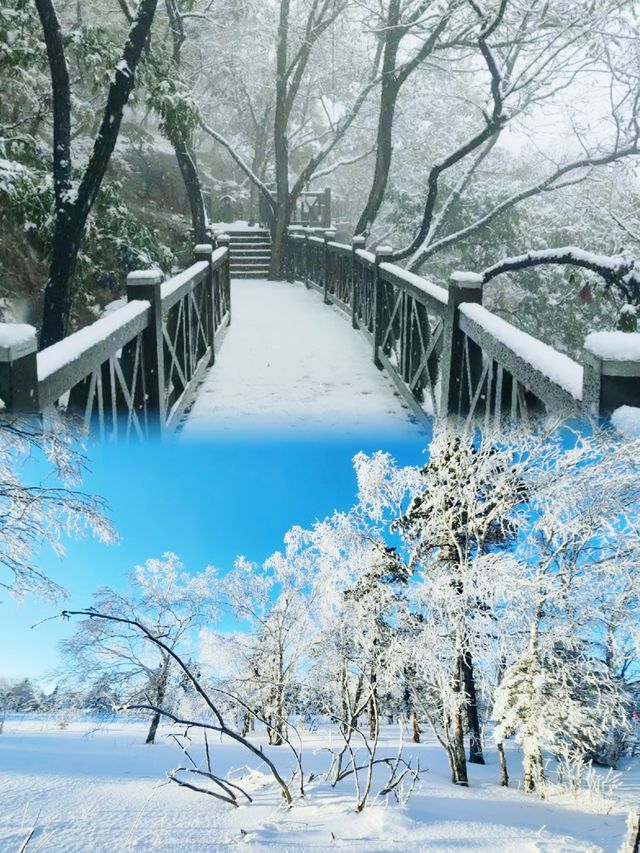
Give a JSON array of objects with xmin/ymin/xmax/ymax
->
[
  {"xmin": 480, "ymin": 247, "xmax": 638, "ymax": 291},
  {"xmin": 61, "ymin": 609, "xmax": 295, "ymax": 805},
  {"xmin": 390, "ymin": 0, "xmax": 509, "ymax": 263},
  {"xmin": 38, "ymin": 0, "xmax": 159, "ymax": 348}
]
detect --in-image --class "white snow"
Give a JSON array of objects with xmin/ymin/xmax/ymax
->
[
  {"xmin": 451, "ymin": 271, "xmax": 483, "ymax": 285},
  {"xmin": 210, "ymin": 221, "xmax": 266, "ymax": 231},
  {"xmin": 460, "ymin": 303, "xmax": 584, "ymax": 399},
  {"xmin": 100, "ymin": 298, "xmax": 127, "ymax": 317},
  {"xmin": 487, "ymin": 247, "xmax": 635, "ymax": 273},
  {"xmin": 160, "ymin": 261, "xmax": 209, "ymax": 301},
  {"xmin": 379, "ymin": 263, "xmax": 449, "ymax": 305},
  {"xmin": 182, "ymin": 279, "xmax": 421, "ymax": 437},
  {"xmin": 37, "ymin": 301, "xmax": 150, "ymax": 382},
  {"xmin": 356, "ymin": 248, "xmax": 376, "ymax": 264},
  {"xmin": 115, "ymin": 59, "xmax": 132, "ymax": 77},
  {"xmin": 584, "ymin": 331, "xmax": 640, "ymax": 362},
  {"xmin": 0, "ymin": 323, "xmax": 36, "ymax": 359},
  {"xmin": 127, "ymin": 268, "xmax": 163, "ymax": 283},
  {"xmin": 0, "ymin": 718, "xmax": 635, "ymax": 852},
  {"xmin": 611, "ymin": 406, "xmax": 640, "ymax": 437}
]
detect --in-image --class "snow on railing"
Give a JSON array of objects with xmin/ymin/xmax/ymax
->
[
  {"xmin": 0, "ymin": 242, "xmax": 232, "ymax": 438},
  {"xmin": 459, "ymin": 303, "xmax": 584, "ymax": 401},
  {"xmin": 286, "ymin": 227, "xmax": 640, "ymax": 423}
]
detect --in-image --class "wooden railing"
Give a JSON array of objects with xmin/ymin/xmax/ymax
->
[
  {"xmin": 286, "ymin": 229, "xmax": 640, "ymax": 425},
  {"xmin": 0, "ymin": 240, "xmax": 231, "ymax": 438}
]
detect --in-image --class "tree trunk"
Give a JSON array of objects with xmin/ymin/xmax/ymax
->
[
  {"xmin": 522, "ymin": 737, "xmax": 543, "ymax": 793},
  {"xmin": 241, "ymin": 711, "xmax": 254, "ymax": 736},
  {"xmin": 462, "ymin": 651, "xmax": 485, "ymax": 764},
  {"xmin": 164, "ymin": 0, "xmax": 206, "ymax": 243},
  {"xmin": 145, "ymin": 656, "xmax": 170, "ymax": 744},
  {"xmin": 411, "ymin": 712, "xmax": 421, "ymax": 744},
  {"xmin": 269, "ymin": 0, "xmax": 291, "ymax": 279},
  {"xmin": 170, "ymin": 130, "xmax": 207, "ymax": 243},
  {"xmin": 355, "ymin": 78, "xmax": 399, "ymax": 236},
  {"xmin": 37, "ymin": 0, "xmax": 159, "ymax": 348},
  {"xmin": 450, "ymin": 705, "xmax": 469, "ymax": 785},
  {"xmin": 449, "ymin": 653, "xmax": 469, "ymax": 785},
  {"xmin": 497, "ymin": 740, "xmax": 509, "ymax": 787}
]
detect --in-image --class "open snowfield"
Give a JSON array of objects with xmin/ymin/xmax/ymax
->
[
  {"xmin": 182, "ymin": 279, "xmax": 421, "ymax": 437},
  {"xmin": 0, "ymin": 718, "xmax": 637, "ymax": 852}
]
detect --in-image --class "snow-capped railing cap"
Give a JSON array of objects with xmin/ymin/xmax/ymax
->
[
  {"xmin": 324, "ymin": 229, "xmax": 337, "ymax": 240},
  {"xmin": 127, "ymin": 268, "xmax": 163, "ymax": 286},
  {"xmin": 584, "ymin": 331, "xmax": 640, "ymax": 375},
  {"xmin": 215, "ymin": 233, "xmax": 230, "ymax": 243},
  {"xmin": 351, "ymin": 235, "xmax": 366, "ymax": 248},
  {"xmin": 451, "ymin": 271, "xmax": 483, "ymax": 287},
  {"xmin": 193, "ymin": 243, "xmax": 213, "ymax": 256},
  {"xmin": 375, "ymin": 245, "xmax": 393, "ymax": 258},
  {"xmin": 0, "ymin": 323, "xmax": 37, "ymax": 361}
]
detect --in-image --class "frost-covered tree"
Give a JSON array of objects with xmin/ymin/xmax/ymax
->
[
  {"xmin": 394, "ymin": 429, "xmax": 528, "ymax": 771},
  {"xmin": 493, "ymin": 431, "xmax": 640, "ymax": 791},
  {"xmin": 378, "ymin": 1, "xmax": 640, "ymax": 271},
  {"xmin": 302, "ymin": 510, "xmax": 408, "ymax": 747},
  {"xmin": 204, "ymin": 540, "xmax": 313, "ymax": 746},
  {"xmin": 343, "ymin": 425, "xmax": 640, "ymax": 794},
  {"xmin": 0, "ymin": 416, "xmax": 116, "ymax": 600},
  {"xmin": 60, "ymin": 552, "xmax": 218, "ymax": 743}
]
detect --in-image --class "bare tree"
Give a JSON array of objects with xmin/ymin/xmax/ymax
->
[
  {"xmin": 354, "ymin": 0, "xmax": 467, "ymax": 236},
  {"xmin": 59, "ymin": 553, "xmax": 218, "ymax": 744},
  {"xmin": 377, "ymin": 1, "xmax": 640, "ymax": 273},
  {"xmin": 61, "ymin": 607, "xmax": 298, "ymax": 805},
  {"xmin": 202, "ymin": 0, "xmax": 382, "ymax": 276}
]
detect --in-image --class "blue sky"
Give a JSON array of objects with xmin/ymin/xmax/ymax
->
[{"xmin": 0, "ymin": 430, "xmax": 427, "ymax": 682}]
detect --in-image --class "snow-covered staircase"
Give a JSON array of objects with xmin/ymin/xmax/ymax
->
[{"xmin": 226, "ymin": 229, "xmax": 272, "ymax": 279}]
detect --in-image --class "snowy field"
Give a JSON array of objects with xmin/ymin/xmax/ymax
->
[
  {"xmin": 0, "ymin": 718, "xmax": 637, "ymax": 852},
  {"xmin": 182, "ymin": 279, "xmax": 421, "ymax": 437}
]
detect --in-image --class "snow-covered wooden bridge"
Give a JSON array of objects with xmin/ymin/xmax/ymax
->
[{"xmin": 1, "ymin": 228, "xmax": 639, "ymax": 439}]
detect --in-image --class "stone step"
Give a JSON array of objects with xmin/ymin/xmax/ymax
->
[
  {"xmin": 228, "ymin": 242, "xmax": 271, "ymax": 249},
  {"xmin": 230, "ymin": 254, "xmax": 271, "ymax": 261},
  {"xmin": 231, "ymin": 270, "xmax": 271, "ymax": 279},
  {"xmin": 231, "ymin": 262, "xmax": 271, "ymax": 270},
  {"xmin": 225, "ymin": 233, "xmax": 270, "ymax": 241}
]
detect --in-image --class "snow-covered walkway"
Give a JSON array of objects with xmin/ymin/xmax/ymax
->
[{"xmin": 182, "ymin": 279, "xmax": 421, "ymax": 437}]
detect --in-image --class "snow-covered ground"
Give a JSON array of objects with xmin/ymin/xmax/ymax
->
[
  {"xmin": 0, "ymin": 718, "xmax": 637, "ymax": 852},
  {"xmin": 182, "ymin": 279, "xmax": 421, "ymax": 437}
]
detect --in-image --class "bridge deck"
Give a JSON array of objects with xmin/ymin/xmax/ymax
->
[{"xmin": 182, "ymin": 279, "xmax": 421, "ymax": 437}]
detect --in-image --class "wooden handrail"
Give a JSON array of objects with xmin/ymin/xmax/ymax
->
[
  {"xmin": 286, "ymin": 227, "xmax": 640, "ymax": 423},
  {"xmin": 0, "ymin": 244, "xmax": 232, "ymax": 438}
]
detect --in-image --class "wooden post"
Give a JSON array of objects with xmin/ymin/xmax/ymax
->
[
  {"xmin": 351, "ymin": 236, "xmax": 366, "ymax": 330},
  {"xmin": 0, "ymin": 325, "xmax": 39, "ymax": 412},
  {"xmin": 303, "ymin": 227, "xmax": 310, "ymax": 289},
  {"xmin": 194, "ymin": 243, "xmax": 215, "ymax": 363},
  {"xmin": 285, "ymin": 229, "xmax": 295, "ymax": 283},
  {"xmin": 582, "ymin": 333, "xmax": 640, "ymax": 417},
  {"xmin": 216, "ymin": 233, "xmax": 232, "ymax": 326},
  {"xmin": 126, "ymin": 269, "xmax": 165, "ymax": 435},
  {"xmin": 323, "ymin": 187, "xmax": 332, "ymax": 228},
  {"xmin": 323, "ymin": 228, "xmax": 337, "ymax": 305},
  {"xmin": 440, "ymin": 273, "xmax": 484, "ymax": 417},
  {"xmin": 373, "ymin": 245, "xmax": 393, "ymax": 369}
]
